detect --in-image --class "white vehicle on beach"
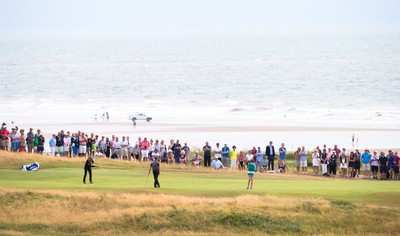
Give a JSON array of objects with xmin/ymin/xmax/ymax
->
[{"xmin": 129, "ymin": 113, "xmax": 152, "ymax": 122}]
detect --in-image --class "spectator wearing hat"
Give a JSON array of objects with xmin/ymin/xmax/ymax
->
[
  {"xmin": 49, "ymin": 134, "xmax": 57, "ymax": 156},
  {"xmin": 192, "ymin": 151, "xmax": 203, "ymax": 167},
  {"xmin": 10, "ymin": 127, "xmax": 20, "ymax": 152},
  {"xmin": 0, "ymin": 123, "xmax": 10, "ymax": 151}
]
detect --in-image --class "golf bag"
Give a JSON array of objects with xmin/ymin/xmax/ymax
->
[{"xmin": 20, "ymin": 162, "xmax": 40, "ymax": 171}]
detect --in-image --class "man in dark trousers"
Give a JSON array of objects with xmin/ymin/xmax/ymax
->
[
  {"xmin": 265, "ymin": 141, "xmax": 275, "ymax": 170},
  {"xmin": 149, "ymin": 158, "xmax": 160, "ymax": 188},
  {"xmin": 203, "ymin": 141, "xmax": 212, "ymax": 167},
  {"xmin": 83, "ymin": 156, "xmax": 95, "ymax": 184}
]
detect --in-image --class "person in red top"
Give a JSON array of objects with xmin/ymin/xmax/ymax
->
[
  {"xmin": 0, "ymin": 125, "xmax": 10, "ymax": 151},
  {"xmin": 140, "ymin": 137, "xmax": 150, "ymax": 162}
]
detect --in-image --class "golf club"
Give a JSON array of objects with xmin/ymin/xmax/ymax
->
[
  {"xmin": 145, "ymin": 168, "xmax": 151, "ymax": 188},
  {"xmin": 97, "ymin": 166, "xmax": 109, "ymax": 173}
]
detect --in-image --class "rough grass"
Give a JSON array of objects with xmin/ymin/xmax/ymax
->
[{"xmin": 0, "ymin": 151, "xmax": 400, "ymax": 235}]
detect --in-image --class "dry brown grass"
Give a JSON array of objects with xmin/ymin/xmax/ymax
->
[{"xmin": 0, "ymin": 188, "xmax": 399, "ymax": 235}]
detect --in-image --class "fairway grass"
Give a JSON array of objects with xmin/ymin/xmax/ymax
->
[{"xmin": 0, "ymin": 151, "xmax": 399, "ymax": 235}]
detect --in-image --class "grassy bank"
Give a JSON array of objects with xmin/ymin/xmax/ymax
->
[{"xmin": 0, "ymin": 151, "xmax": 399, "ymax": 235}]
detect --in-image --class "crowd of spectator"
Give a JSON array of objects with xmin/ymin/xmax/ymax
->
[{"xmin": 1, "ymin": 123, "xmax": 398, "ymax": 180}]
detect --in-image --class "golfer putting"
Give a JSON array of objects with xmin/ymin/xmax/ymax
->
[
  {"xmin": 149, "ymin": 157, "xmax": 160, "ymax": 188},
  {"xmin": 83, "ymin": 156, "xmax": 96, "ymax": 184},
  {"xmin": 247, "ymin": 159, "xmax": 256, "ymax": 190}
]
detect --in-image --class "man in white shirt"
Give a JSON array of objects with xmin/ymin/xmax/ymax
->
[
  {"xmin": 120, "ymin": 136, "xmax": 129, "ymax": 160},
  {"xmin": 112, "ymin": 137, "xmax": 121, "ymax": 159},
  {"xmin": 246, "ymin": 150, "xmax": 254, "ymax": 169},
  {"xmin": 214, "ymin": 143, "xmax": 222, "ymax": 161}
]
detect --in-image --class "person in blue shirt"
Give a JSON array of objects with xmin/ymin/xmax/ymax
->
[
  {"xmin": 49, "ymin": 134, "xmax": 57, "ymax": 156},
  {"xmin": 361, "ymin": 149, "xmax": 372, "ymax": 178},
  {"xmin": 221, "ymin": 144, "xmax": 230, "ymax": 168},
  {"xmin": 279, "ymin": 143, "xmax": 287, "ymax": 160},
  {"xmin": 256, "ymin": 147, "xmax": 263, "ymax": 172}
]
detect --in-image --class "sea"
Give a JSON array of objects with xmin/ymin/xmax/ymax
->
[{"xmin": 0, "ymin": 31, "xmax": 399, "ymax": 150}]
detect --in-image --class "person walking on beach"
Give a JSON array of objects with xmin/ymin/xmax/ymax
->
[
  {"xmin": 149, "ymin": 158, "xmax": 160, "ymax": 188},
  {"xmin": 247, "ymin": 159, "xmax": 256, "ymax": 190},
  {"xmin": 266, "ymin": 141, "xmax": 275, "ymax": 170},
  {"xmin": 83, "ymin": 156, "xmax": 95, "ymax": 184}
]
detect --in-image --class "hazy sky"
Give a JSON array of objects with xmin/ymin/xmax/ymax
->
[{"xmin": 1, "ymin": 0, "xmax": 399, "ymax": 34}]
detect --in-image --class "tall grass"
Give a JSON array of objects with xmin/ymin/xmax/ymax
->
[{"xmin": 0, "ymin": 189, "xmax": 399, "ymax": 235}]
